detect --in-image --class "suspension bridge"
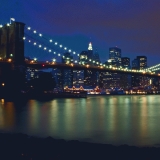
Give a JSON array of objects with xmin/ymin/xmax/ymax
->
[{"xmin": 0, "ymin": 21, "xmax": 160, "ymax": 78}]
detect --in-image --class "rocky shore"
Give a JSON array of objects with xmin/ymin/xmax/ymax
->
[{"xmin": 0, "ymin": 133, "xmax": 160, "ymax": 160}]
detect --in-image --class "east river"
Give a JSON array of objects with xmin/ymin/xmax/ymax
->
[{"xmin": 0, "ymin": 95, "xmax": 160, "ymax": 147}]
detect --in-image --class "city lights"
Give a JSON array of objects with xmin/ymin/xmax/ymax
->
[{"xmin": 23, "ymin": 24, "xmax": 159, "ymax": 78}]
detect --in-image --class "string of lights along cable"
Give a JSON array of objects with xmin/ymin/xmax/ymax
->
[
  {"xmin": 1, "ymin": 19, "xmax": 159, "ymax": 76},
  {"xmin": 25, "ymin": 25, "xmax": 82, "ymax": 63},
  {"xmin": 23, "ymin": 25, "xmax": 159, "ymax": 75}
]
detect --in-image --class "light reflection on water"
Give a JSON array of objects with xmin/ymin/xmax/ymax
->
[{"xmin": 0, "ymin": 95, "xmax": 160, "ymax": 146}]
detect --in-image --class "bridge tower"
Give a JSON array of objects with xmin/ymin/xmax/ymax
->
[{"xmin": 0, "ymin": 21, "xmax": 25, "ymax": 65}]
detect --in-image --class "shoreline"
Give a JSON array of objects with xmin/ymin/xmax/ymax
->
[{"xmin": 0, "ymin": 132, "xmax": 160, "ymax": 160}]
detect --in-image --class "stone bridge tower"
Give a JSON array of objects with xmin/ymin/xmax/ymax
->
[{"xmin": 0, "ymin": 21, "xmax": 25, "ymax": 65}]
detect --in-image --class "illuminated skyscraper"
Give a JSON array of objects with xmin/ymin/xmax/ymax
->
[
  {"xmin": 103, "ymin": 47, "xmax": 122, "ymax": 88},
  {"xmin": 121, "ymin": 57, "xmax": 130, "ymax": 69},
  {"xmin": 87, "ymin": 42, "xmax": 93, "ymax": 62},
  {"xmin": 79, "ymin": 51, "xmax": 88, "ymax": 65},
  {"xmin": 132, "ymin": 56, "xmax": 148, "ymax": 88},
  {"xmin": 83, "ymin": 42, "xmax": 98, "ymax": 88},
  {"xmin": 132, "ymin": 56, "xmax": 147, "ymax": 70},
  {"xmin": 61, "ymin": 52, "xmax": 73, "ymax": 87},
  {"xmin": 109, "ymin": 47, "xmax": 121, "ymax": 67}
]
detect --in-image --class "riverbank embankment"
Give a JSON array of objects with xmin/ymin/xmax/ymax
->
[{"xmin": 0, "ymin": 133, "xmax": 160, "ymax": 160}]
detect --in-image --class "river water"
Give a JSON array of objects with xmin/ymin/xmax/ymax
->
[{"xmin": 0, "ymin": 95, "xmax": 160, "ymax": 147}]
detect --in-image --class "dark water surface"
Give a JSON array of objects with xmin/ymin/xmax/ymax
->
[{"xmin": 0, "ymin": 95, "xmax": 160, "ymax": 147}]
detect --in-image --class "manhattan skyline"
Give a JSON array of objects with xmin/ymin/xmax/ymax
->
[{"xmin": 1, "ymin": 0, "xmax": 160, "ymax": 66}]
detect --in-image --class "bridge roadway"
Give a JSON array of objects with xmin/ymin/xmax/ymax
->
[
  {"xmin": 0, "ymin": 60, "xmax": 159, "ymax": 78},
  {"xmin": 25, "ymin": 61, "xmax": 160, "ymax": 78}
]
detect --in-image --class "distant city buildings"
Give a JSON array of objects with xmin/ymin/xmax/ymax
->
[
  {"xmin": 48, "ymin": 43, "xmax": 151, "ymax": 90},
  {"xmin": 25, "ymin": 41, "xmax": 151, "ymax": 90}
]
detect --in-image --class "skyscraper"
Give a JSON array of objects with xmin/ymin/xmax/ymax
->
[
  {"xmin": 79, "ymin": 51, "xmax": 88, "ymax": 65},
  {"xmin": 121, "ymin": 57, "xmax": 130, "ymax": 69},
  {"xmin": 132, "ymin": 56, "xmax": 147, "ymax": 70},
  {"xmin": 83, "ymin": 42, "xmax": 98, "ymax": 88},
  {"xmin": 103, "ymin": 47, "xmax": 122, "ymax": 89},
  {"xmin": 109, "ymin": 47, "xmax": 121, "ymax": 67},
  {"xmin": 61, "ymin": 52, "xmax": 73, "ymax": 87},
  {"xmin": 121, "ymin": 57, "xmax": 131, "ymax": 89},
  {"xmin": 131, "ymin": 56, "xmax": 148, "ymax": 88},
  {"xmin": 93, "ymin": 48, "xmax": 100, "ymax": 65},
  {"xmin": 87, "ymin": 42, "xmax": 93, "ymax": 63}
]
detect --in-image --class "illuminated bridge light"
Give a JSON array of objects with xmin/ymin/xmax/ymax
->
[
  {"xmin": 75, "ymin": 60, "xmax": 77, "ymax": 63},
  {"xmin": 58, "ymin": 53, "xmax": 61, "ymax": 56},
  {"xmin": 23, "ymin": 37, "xmax": 26, "ymax": 40},
  {"xmin": 7, "ymin": 23, "xmax": 10, "ymax": 26},
  {"xmin": 28, "ymin": 40, "xmax": 31, "ymax": 42},
  {"xmin": 25, "ymin": 26, "xmax": 83, "ymax": 62},
  {"xmin": 49, "ymin": 49, "xmax": 51, "ymax": 52},
  {"xmin": 44, "ymin": 47, "xmax": 47, "ymax": 50},
  {"xmin": 34, "ymin": 42, "xmax": 36, "ymax": 45},
  {"xmin": 0, "ymin": 24, "xmax": 3, "ymax": 28},
  {"xmin": 53, "ymin": 52, "xmax": 56, "ymax": 54}
]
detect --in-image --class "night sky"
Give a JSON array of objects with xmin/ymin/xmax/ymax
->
[{"xmin": 1, "ymin": 0, "xmax": 160, "ymax": 66}]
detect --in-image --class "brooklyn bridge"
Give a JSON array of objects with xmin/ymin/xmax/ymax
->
[{"xmin": 0, "ymin": 21, "xmax": 160, "ymax": 95}]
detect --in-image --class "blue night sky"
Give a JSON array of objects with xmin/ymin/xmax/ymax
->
[{"xmin": 1, "ymin": 0, "xmax": 160, "ymax": 66}]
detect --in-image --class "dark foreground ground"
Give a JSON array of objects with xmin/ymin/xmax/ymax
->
[{"xmin": 0, "ymin": 133, "xmax": 160, "ymax": 160}]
